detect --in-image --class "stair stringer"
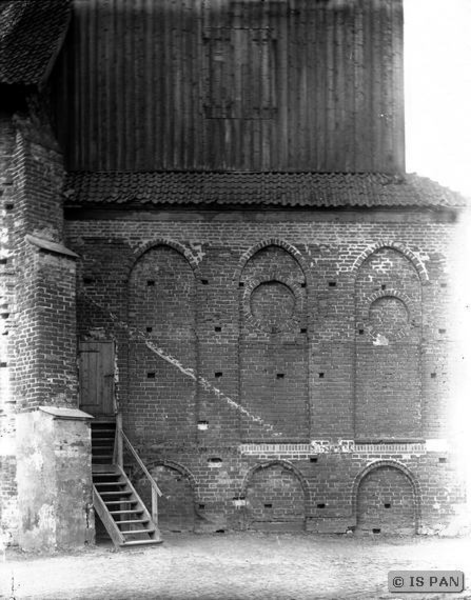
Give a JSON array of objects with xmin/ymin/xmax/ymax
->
[
  {"xmin": 92, "ymin": 485, "xmax": 126, "ymax": 546},
  {"xmin": 115, "ymin": 465, "xmax": 162, "ymax": 543}
]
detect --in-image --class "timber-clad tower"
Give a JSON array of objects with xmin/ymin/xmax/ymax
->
[{"xmin": 0, "ymin": 0, "xmax": 468, "ymax": 550}]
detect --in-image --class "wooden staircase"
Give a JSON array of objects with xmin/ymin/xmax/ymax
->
[{"xmin": 91, "ymin": 420, "xmax": 162, "ymax": 547}]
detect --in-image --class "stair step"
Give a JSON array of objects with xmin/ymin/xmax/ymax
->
[
  {"xmin": 95, "ymin": 482, "xmax": 125, "ymax": 487},
  {"xmin": 120, "ymin": 540, "xmax": 162, "ymax": 547},
  {"xmin": 121, "ymin": 528, "xmax": 155, "ymax": 535},
  {"xmin": 109, "ymin": 509, "xmax": 143, "ymax": 514},
  {"xmin": 116, "ymin": 519, "xmax": 150, "ymax": 525},
  {"xmin": 100, "ymin": 491, "xmax": 133, "ymax": 497},
  {"xmin": 104, "ymin": 500, "xmax": 138, "ymax": 505}
]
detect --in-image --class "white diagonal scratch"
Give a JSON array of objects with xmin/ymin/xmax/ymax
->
[{"xmin": 81, "ymin": 294, "xmax": 279, "ymax": 434}]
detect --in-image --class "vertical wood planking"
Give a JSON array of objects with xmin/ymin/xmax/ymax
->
[
  {"xmin": 53, "ymin": 0, "xmax": 405, "ymax": 173},
  {"xmin": 392, "ymin": 0, "xmax": 405, "ymax": 172}
]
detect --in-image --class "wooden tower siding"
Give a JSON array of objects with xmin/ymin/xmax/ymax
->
[{"xmin": 52, "ymin": 0, "xmax": 405, "ymax": 173}]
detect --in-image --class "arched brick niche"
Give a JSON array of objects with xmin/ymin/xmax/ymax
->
[
  {"xmin": 353, "ymin": 462, "xmax": 419, "ymax": 535},
  {"xmin": 134, "ymin": 461, "xmax": 196, "ymax": 533},
  {"xmin": 127, "ymin": 244, "xmax": 197, "ymax": 443},
  {"xmin": 241, "ymin": 461, "xmax": 308, "ymax": 532},
  {"xmin": 239, "ymin": 243, "xmax": 309, "ymax": 440},
  {"xmin": 354, "ymin": 246, "xmax": 423, "ymax": 439}
]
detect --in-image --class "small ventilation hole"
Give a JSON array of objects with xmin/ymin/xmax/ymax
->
[
  {"xmin": 0, "ymin": 258, "xmax": 7, "ymax": 265},
  {"xmin": 431, "ymin": 372, "xmax": 436, "ymax": 378},
  {"xmin": 317, "ymin": 503, "xmax": 326, "ymax": 509},
  {"xmin": 239, "ymin": 282, "xmax": 244, "ymax": 287},
  {"xmin": 310, "ymin": 457, "xmax": 318, "ymax": 463},
  {"xmin": 301, "ymin": 282, "xmax": 307, "ymax": 288},
  {"xmin": 318, "ymin": 373, "xmax": 324, "ymax": 379},
  {"xmin": 214, "ymin": 326, "xmax": 222, "ymax": 332},
  {"xmin": 358, "ymin": 329, "xmax": 364, "ymax": 335},
  {"xmin": 381, "ymin": 284, "xmax": 386, "ymax": 290},
  {"xmin": 83, "ymin": 277, "xmax": 94, "ymax": 285},
  {"xmin": 300, "ymin": 328, "xmax": 307, "ymax": 333},
  {"xmin": 384, "ymin": 503, "xmax": 391, "ymax": 509},
  {"xmin": 439, "ymin": 329, "xmax": 446, "ymax": 334},
  {"xmin": 0, "ymin": 362, "xmax": 7, "ymax": 368},
  {"xmin": 201, "ymin": 279, "xmax": 209, "ymax": 285},
  {"xmin": 276, "ymin": 373, "xmax": 285, "ymax": 379},
  {"xmin": 215, "ymin": 372, "xmax": 223, "ymax": 378},
  {"xmin": 147, "ymin": 280, "xmax": 155, "ymax": 286},
  {"xmin": 147, "ymin": 372, "xmax": 156, "ymax": 379},
  {"xmin": 439, "ymin": 457, "xmax": 447, "ymax": 463},
  {"xmin": 198, "ymin": 504, "xmax": 205, "ymax": 510},
  {"xmin": 4, "ymin": 204, "xmax": 14, "ymax": 211},
  {"xmin": 146, "ymin": 327, "xmax": 153, "ymax": 333},
  {"xmin": 328, "ymin": 281, "xmax": 336, "ymax": 287},
  {"xmin": 372, "ymin": 528, "xmax": 381, "ymax": 534},
  {"xmin": 264, "ymin": 503, "xmax": 273, "ymax": 509}
]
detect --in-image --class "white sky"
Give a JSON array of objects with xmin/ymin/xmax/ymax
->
[{"xmin": 404, "ymin": 0, "xmax": 471, "ymax": 197}]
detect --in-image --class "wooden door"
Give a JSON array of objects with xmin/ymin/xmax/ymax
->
[{"xmin": 79, "ymin": 341, "xmax": 115, "ymax": 416}]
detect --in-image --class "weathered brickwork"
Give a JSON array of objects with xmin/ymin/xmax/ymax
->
[
  {"xmin": 355, "ymin": 465, "xmax": 416, "ymax": 535},
  {"xmin": 0, "ymin": 101, "xmax": 85, "ymax": 548},
  {"xmin": 67, "ymin": 211, "xmax": 468, "ymax": 535},
  {"xmin": 355, "ymin": 247, "xmax": 423, "ymax": 439},
  {"xmin": 128, "ymin": 245, "xmax": 197, "ymax": 444},
  {"xmin": 0, "ymin": 110, "xmax": 19, "ymax": 543},
  {"xmin": 240, "ymin": 245, "xmax": 309, "ymax": 440}
]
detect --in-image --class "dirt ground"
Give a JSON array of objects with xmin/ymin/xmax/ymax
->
[{"xmin": 1, "ymin": 532, "xmax": 471, "ymax": 600}]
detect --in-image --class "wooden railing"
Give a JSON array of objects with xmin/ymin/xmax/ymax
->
[{"xmin": 114, "ymin": 415, "xmax": 162, "ymax": 525}]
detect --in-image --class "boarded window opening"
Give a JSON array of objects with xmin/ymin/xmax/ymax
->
[{"xmin": 204, "ymin": 27, "xmax": 277, "ymax": 119}]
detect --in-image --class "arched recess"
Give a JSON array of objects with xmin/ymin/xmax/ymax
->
[
  {"xmin": 354, "ymin": 245, "xmax": 423, "ymax": 439},
  {"xmin": 352, "ymin": 242, "xmax": 429, "ymax": 284},
  {"xmin": 233, "ymin": 238, "xmax": 314, "ymax": 289},
  {"xmin": 127, "ymin": 243, "xmax": 197, "ymax": 443},
  {"xmin": 241, "ymin": 461, "xmax": 309, "ymax": 531},
  {"xmin": 352, "ymin": 460, "xmax": 420, "ymax": 535},
  {"xmin": 238, "ymin": 242, "xmax": 311, "ymax": 440},
  {"xmin": 130, "ymin": 239, "xmax": 201, "ymax": 280},
  {"xmin": 134, "ymin": 460, "xmax": 197, "ymax": 533}
]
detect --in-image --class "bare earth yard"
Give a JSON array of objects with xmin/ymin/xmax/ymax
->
[{"xmin": 2, "ymin": 533, "xmax": 471, "ymax": 600}]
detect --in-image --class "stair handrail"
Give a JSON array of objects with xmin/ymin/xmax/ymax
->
[{"xmin": 114, "ymin": 421, "xmax": 162, "ymax": 526}]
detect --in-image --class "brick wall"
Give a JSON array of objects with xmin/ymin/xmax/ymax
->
[
  {"xmin": 67, "ymin": 210, "xmax": 467, "ymax": 534},
  {"xmin": 0, "ymin": 109, "xmax": 19, "ymax": 542},
  {"xmin": 128, "ymin": 245, "xmax": 197, "ymax": 444},
  {"xmin": 240, "ymin": 245, "xmax": 309, "ymax": 440},
  {"xmin": 356, "ymin": 465, "xmax": 416, "ymax": 534},
  {"xmin": 355, "ymin": 247, "xmax": 423, "ymax": 439},
  {"xmin": 0, "ymin": 97, "xmax": 82, "ymax": 547}
]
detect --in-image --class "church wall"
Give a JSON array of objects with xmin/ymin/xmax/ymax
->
[{"xmin": 66, "ymin": 210, "xmax": 466, "ymax": 534}]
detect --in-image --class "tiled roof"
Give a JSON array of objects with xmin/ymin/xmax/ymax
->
[
  {"xmin": 0, "ymin": 0, "xmax": 70, "ymax": 86},
  {"xmin": 63, "ymin": 172, "xmax": 468, "ymax": 209}
]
